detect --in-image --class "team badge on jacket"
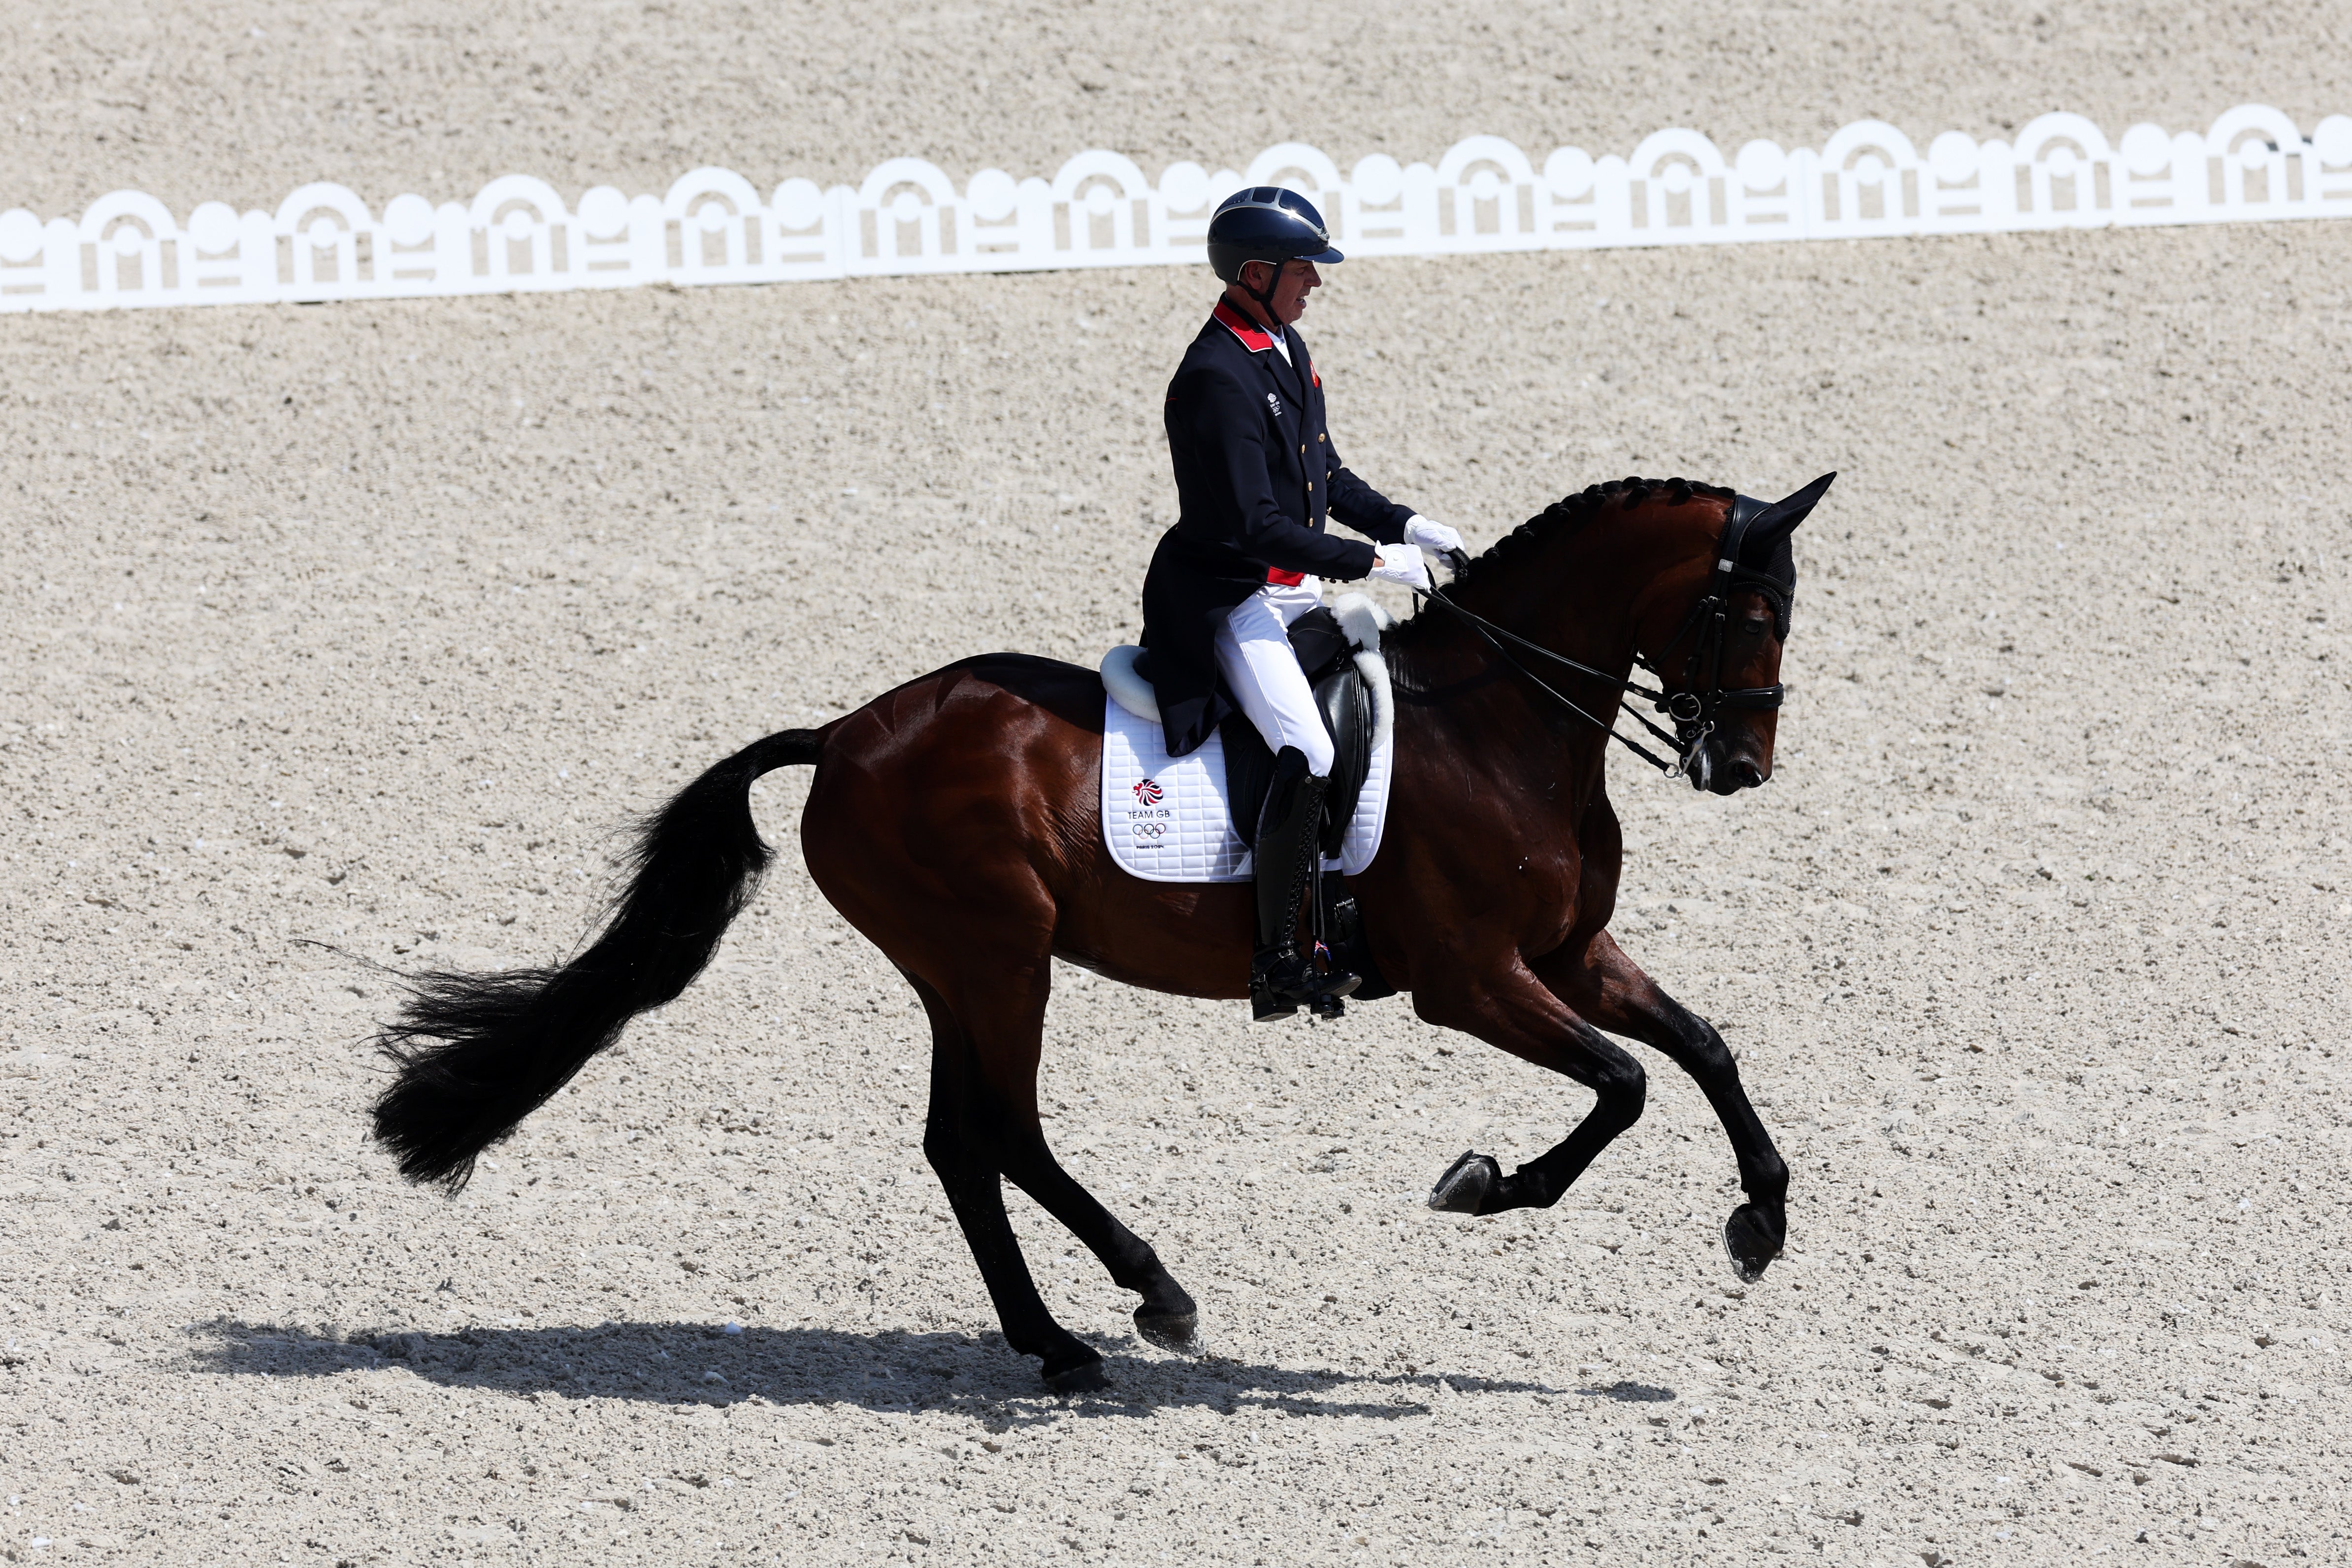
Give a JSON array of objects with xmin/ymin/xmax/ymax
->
[{"xmin": 1265, "ymin": 392, "xmax": 1282, "ymax": 415}]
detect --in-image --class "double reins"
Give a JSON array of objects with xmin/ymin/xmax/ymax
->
[
  {"xmin": 1408, "ymin": 558, "xmax": 1691, "ymax": 774},
  {"xmin": 1405, "ymin": 498, "xmax": 1791, "ymax": 780}
]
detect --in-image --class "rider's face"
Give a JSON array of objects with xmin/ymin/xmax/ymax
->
[{"xmin": 1243, "ymin": 260, "xmax": 1322, "ymax": 326}]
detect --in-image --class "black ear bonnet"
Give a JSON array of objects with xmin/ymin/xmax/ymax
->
[{"xmin": 1724, "ymin": 471, "xmax": 1834, "ymax": 641}]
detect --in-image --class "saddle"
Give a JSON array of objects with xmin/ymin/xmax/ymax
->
[
  {"xmin": 1216, "ymin": 604, "xmax": 1373, "ymax": 855},
  {"xmin": 1215, "ymin": 604, "xmax": 1396, "ymax": 1003},
  {"xmin": 1099, "ymin": 596, "xmax": 1399, "ymax": 1003}
]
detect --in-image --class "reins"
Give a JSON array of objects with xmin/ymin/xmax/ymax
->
[
  {"xmin": 1405, "ymin": 494, "xmax": 1796, "ymax": 782},
  {"xmin": 1407, "ymin": 557, "xmax": 1693, "ymax": 775}
]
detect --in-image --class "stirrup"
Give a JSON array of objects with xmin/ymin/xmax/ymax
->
[
  {"xmin": 1306, "ymin": 939, "xmax": 1357, "ymax": 1020},
  {"xmin": 1250, "ymin": 978, "xmax": 1300, "ymax": 1024},
  {"xmin": 1251, "ymin": 946, "xmax": 1358, "ymax": 1024}
]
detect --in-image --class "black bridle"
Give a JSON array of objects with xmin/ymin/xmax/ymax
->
[{"xmin": 1407, "ymin": 492, "xmax": 1797, "ymax": 785}]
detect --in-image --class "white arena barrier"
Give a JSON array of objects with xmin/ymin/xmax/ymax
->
[{"xmin": 3, "ymin": 106, "xmax": 2347, "ymax": 315}]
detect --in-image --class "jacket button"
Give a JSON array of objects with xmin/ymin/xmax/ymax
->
[{"xmin": 1300, "ymin": 443, "xmax": 1307, "ymax": 453}]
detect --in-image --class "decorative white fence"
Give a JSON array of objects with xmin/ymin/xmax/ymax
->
[{"xmin": 5, "ymin": 105, "xmax": 2347, "ymax": 315}]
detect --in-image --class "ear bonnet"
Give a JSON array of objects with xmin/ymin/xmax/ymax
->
[{"xmin": 1723, "ymin": 472, "xmax": 1834, "ymax": 640}]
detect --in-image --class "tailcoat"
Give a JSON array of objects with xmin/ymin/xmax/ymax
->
[{"xmin": 1141, "ymin": 300, "xmax": 1416, "ymax": 755}]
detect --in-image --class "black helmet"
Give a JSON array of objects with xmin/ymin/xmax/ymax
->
[{"xmin": 1206, "ymin": 187, "xmax": 1344, "ymax": 285}]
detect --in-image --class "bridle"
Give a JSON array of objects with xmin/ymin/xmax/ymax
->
[{"xmin": 1407, "ymin": 492, "xmax": 1796, "ymax": 785}]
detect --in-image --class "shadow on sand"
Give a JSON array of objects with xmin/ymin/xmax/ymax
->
[{"xmin": 183, "ymin": 1318, "xmax": 1646, "ymax": 1425}]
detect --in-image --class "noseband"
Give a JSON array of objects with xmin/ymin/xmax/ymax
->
[{"xmin": 1410, "ymin": 493, "xmax": 1792, "ymax": 780}]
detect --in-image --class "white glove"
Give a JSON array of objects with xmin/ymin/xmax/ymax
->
[
  {"xmin": 1405, "ymin": 516, "xmax": 1463, "ymax": 556},
  {"xmin": 1369, "ymin": 542, "xmax": 1431, "ymax": 590}
]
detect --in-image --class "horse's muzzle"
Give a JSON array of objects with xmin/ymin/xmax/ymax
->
[{"xmin": 1691, "ymin": 744, "xmax": 1768, "ymax": 795}]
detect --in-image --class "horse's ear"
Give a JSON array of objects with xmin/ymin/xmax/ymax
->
[{"xmin": 1738, "ymin": 471, "xmax": 1834, "ymax": 562}]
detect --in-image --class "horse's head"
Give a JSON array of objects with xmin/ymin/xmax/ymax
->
[{"xmin": 1640, "ymin": 473, "xmax": 1835, "ymax": 796}]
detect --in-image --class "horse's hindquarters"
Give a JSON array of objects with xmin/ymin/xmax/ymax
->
[{"xmin": 792, "ymin": 656, "xmax": 1252, "ymax": 1003}]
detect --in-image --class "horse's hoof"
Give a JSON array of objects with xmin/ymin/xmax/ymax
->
[
  {"xmin": 1722, "ymin": 1204, "xmax": 1785, "ymax": 1283},
  {"xmin": 1134, "ymin": 1307, "xmax": 1201, "ymax": 1356},
  {"xmin": 1043, "ymin": 1355, "xmax": 1110, "ymax": 1396},
  {"xmin": 1428, "ymin": 1150, "xmax": 1500, "ymax": 1214}
]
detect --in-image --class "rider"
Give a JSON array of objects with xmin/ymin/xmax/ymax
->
[{"xmin": 1140, "ymin": 187, "xmax": 1462, "ymax": 1021}]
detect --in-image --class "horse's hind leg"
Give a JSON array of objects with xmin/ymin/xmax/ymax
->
[
  {"xmin": 944, "ymin": 961, "xmax": 1201, "ymax": 1360},
  {"xmin": 920, "ymin": 1100, "xmax": 1092, "ymax": 1385},
  {"xmin": 908, "ymin": 969, "xmax": 1197, "ymax": 1391},
  {"xmin": 1534, "ymin": 930, "xmax": 1789, "ymax": 1282},
  {"xmin": 986, "ymin": 1113, "xmax": 1200, "ymax": 1359},
  {"xmin": 906, "ymin": 977, "xmax": 1098, "ymax": 1390}
]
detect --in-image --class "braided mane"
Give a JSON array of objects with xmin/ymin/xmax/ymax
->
[{"xmin": 1396, "ymin": 476, "xmax": 1733, "ymax": 635}]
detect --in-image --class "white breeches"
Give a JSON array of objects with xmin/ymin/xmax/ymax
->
[{"xmin": 1213, "ymin": 578, "xmax": 1334, "ymax": 779}]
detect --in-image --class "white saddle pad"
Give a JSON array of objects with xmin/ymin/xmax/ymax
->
[{"xmin": 1100, "ymin": 695, "xmax": 1393, "ymax": 884}]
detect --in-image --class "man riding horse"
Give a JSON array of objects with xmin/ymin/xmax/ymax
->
[
  {"xmin": 366, "ymin": 189, "xmax": 1827, "ymax": 1394},
  {"xmin": 1141, "ymin": 187, "xmax": 1463, "ymax": 1022}
]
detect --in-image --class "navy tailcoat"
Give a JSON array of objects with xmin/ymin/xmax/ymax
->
[{"xmin": 1140, "ymin": 300, "xmax": 1416, "ymax": 756}]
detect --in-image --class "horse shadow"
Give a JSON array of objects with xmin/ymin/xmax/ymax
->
[{"xmin": 183, "ymin": 1318, "xmax": 1651, "ymax": 1426}]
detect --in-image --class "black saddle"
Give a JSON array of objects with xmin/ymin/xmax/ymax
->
[
  {"xmin": 1216, "ymin": 606, "xmax": 1372, "ymax": 850},
  {"xmin": 1217, "ymin": 605, "xmax": 1393, "ymax": 1001}
]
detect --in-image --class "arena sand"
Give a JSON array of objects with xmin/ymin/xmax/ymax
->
[{"xmin": 3, "ymin": 5, "xmax": 2351, "ymax": 1566}]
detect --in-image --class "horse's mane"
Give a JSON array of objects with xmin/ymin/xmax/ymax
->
[{"xmin": 1394, "ymin": 475, "xmax": 1733, "ymax": 636}]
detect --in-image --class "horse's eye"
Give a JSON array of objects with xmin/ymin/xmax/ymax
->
[{"xmin": 1741, "ymin": 617, "xmax": 1771, "ymax": 636}]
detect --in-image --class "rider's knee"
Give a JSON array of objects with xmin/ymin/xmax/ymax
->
[{"xmin": 1296, "ymin": 728, "xmax": 1335, "ymax": 779}]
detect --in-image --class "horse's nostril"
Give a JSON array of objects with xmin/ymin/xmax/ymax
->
[{"xmin": 1732, "ymin": 760, "xmax": 1765, "ymax": 789}]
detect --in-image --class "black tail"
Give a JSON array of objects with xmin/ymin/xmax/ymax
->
[{"xmin": 369, "ymin": 728, "xmax": 824, "ymax": 1192}]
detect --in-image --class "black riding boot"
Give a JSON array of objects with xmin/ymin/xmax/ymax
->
[{"xmin": 1250, "ymin": 746, "xmax": 1360, "ymax": 1022}]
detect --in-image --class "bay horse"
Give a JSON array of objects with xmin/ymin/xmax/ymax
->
[{"xmin": 370, "ymin": 473, "xmax": 1831, "ymax": 1393}]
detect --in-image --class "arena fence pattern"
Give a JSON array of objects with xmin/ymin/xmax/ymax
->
[{"xmin": 5, "ymin": 105, "xmax": 2348, "ymax": 315}]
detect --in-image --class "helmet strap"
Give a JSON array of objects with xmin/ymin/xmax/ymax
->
[{"xmin": 1240, "ymin": 261, "xmax": 1284, "ymax": 331}]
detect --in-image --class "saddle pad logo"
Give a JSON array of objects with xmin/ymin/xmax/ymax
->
[
  {"xmin": 1132, "ymin": 778, "xmax": 1164, "ymax": 806},
  {"xmin": 1133, "ymin": 822, "xmax": 1168, "ymax": 841}
]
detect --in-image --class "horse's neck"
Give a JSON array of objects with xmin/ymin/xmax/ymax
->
[
  {"xmin": 1476, "ymin": 551, "xmax": 1639, "ymax": 678},
  {"xmin": 1392, "ymin": 500, "xmax": 1696, "ymax": 802},
  {"xmin": 1475, "ymin": 495, "xmax": 1717, "ymax": 677}
]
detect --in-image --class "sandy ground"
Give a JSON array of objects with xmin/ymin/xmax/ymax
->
[
  {"xmin": 9, "ymin": 1, "xmax": 2352, "ymax": 217},
  {"xmin": 5, "ymin": 7, "xmax": 2352, "ymax": 1568}
]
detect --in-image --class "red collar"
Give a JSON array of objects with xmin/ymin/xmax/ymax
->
[{"xmin": 1211, "ymin": 299, "xmax": 1277, "ymax": 353}]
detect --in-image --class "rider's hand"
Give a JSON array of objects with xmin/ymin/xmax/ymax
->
[
  {"xmin": 1405, "ymin": 516, "xmax": 1463, "ymax": 557},
  {"xmin": 1369, "ymin": 542, "xmax": 1431, "ymax": 590}
]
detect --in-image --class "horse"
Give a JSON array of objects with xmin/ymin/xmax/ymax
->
[{"xmin": 369, "ymin": 472, "xmax": 1832, "ymax": 1393}]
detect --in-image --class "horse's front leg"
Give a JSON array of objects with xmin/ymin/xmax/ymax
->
[
  {"xmin": 1412, "ymin": 959, "xmax": 1649, "ymax": 1217},
  {"xmin": 1530, "ymin": 930, "xmax": 1789, "ymax": 1281}
]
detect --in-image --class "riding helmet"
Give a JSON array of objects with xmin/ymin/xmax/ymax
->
[{"xmin": 1206, "ymin": 187, "xmax": 1344, "ymax": 283}]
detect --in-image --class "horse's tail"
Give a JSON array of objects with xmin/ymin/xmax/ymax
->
[{"xmin": 369, "ymin": 728, "xmax": 824, "ymax": 1192}]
